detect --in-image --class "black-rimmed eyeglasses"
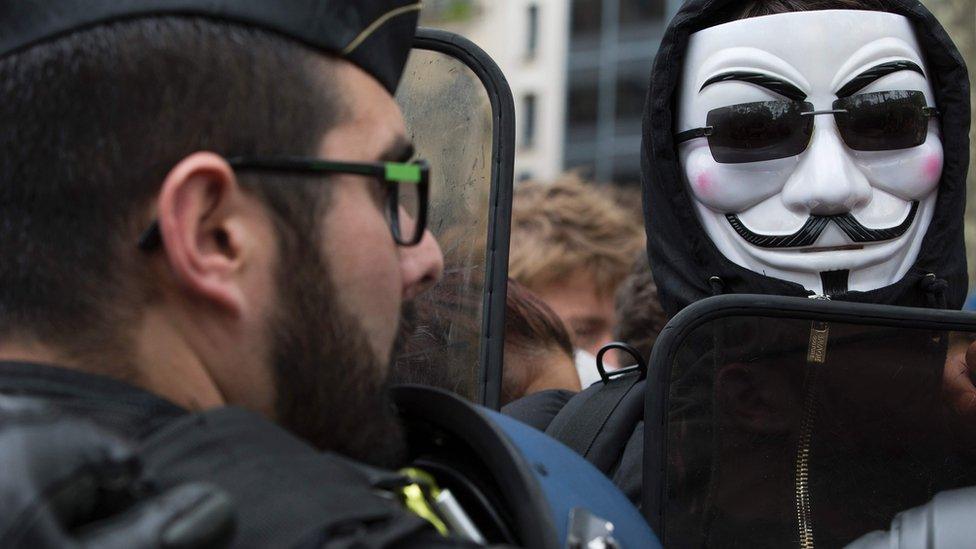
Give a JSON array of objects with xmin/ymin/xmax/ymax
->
[{"xmin": 137, "ymin": 156, "xmax": 430, "ymax": 250}]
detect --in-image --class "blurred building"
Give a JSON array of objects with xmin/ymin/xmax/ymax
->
[
  {"xmin": 423, "ymin": 0, "xmax": 683, "ymax": 185},
  {"xmin": 425, "ymin": 1, "xmax": 975, "ymax": 272},
  {"xmin": 563, "ymin": 0, "xmax": 682, "ymax": 184},
  {"xmin": 421, "ymin": 0, "xmax": 571, "ymax": 183}
]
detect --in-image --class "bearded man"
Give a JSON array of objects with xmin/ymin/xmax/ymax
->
[{"xmin": 0, "ymin": 2, "xmax": 498, "ymax": 547}]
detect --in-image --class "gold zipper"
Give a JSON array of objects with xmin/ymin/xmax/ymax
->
[
  {"xmin": 796, "ymin": 319, "xmax": 829, "ymax": 549},
  {"xmin": 793, "ymin": 295, "xmax": 830, "ymax": 549},
  {"xmin": 795, "ymin": 364, "xmax": 818, "ymax": 549}
]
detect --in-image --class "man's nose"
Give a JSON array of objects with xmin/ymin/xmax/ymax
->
[
  {"xmin": 400, "ymin": 224, "xmax": 444, "ymax": 301},
  {"xmin": 780, "ymin": 121, "xmax": 872, "ymax": 216}
]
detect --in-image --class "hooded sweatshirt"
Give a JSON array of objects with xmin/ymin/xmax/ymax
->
[
  {"xmin": 642, "ymin": 0, "xmax": 971, "ymax": 317},
  {"xmin": 639, "ymin": 4, "xmax": 973, "ymax": 546},
  {"xmin": 507, "ymin": 1, "xmax": 971, "ymax": 544}
]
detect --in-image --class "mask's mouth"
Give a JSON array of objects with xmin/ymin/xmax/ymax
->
[
  {"xmin": 726, "ymin": 201, "xmax": 919, "ymax": 249},
  {"xmin": 800, "ymin": 244, "xmax": 865, "ymax": 253}
]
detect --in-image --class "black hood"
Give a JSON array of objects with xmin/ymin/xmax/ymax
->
[{"xmin": 641, "ymin": 0, "xmax": 970, "ymax": 317}]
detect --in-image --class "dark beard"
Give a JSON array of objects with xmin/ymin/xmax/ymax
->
[{"xmin": 269, "ymin": 247, "xmax": 405, "ymax": 469}]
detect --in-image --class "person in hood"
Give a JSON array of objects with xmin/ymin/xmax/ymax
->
[
  {"xmin": 646, "ymin": 0, "xmax": 969, "ymax": 313},
  {"xmin": 658, "ymin": 0, "xmax": 976, "ymax": 531},
  {"xmin": 655, "ymin": 0, "xmax": 976, "ymax": 538},
  {"xmin": 507, "ymin": 0, "xmax": 973, "ymax": 544}
]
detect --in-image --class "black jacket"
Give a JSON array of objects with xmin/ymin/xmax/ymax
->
[
  {"xmin": 0, "ymin": 362, "xmax": 474, "ymax": 549},
  {"xmin": 505, "ymin": 0, "xmax": 972, "ymax": 531}
]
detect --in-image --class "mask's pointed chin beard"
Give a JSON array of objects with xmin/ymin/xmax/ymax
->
[{"xmin": 819, "ymin": 270, "xmax": 850, "ymax": 296}]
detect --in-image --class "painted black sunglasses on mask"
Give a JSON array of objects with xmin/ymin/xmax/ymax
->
[
  {"xmin": 675, "ymin": 90, "xmax": 939, "ymax": 164},
  {"xmin": 137, "ymin": 157, "xmax": 430, "ymax": 250}
]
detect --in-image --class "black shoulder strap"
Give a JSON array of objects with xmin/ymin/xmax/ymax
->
[
  {"xmin": 544, "ymin": 373, "xmax": 645, "ymax": 475},
  {"xmin": 139, "ymin": 407, "xmax": 431, "ymax": 548}
]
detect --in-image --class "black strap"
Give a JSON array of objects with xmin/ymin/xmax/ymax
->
[{"xmin": 544, "ymin": 373, "xmax": 644, "ymax": 474}]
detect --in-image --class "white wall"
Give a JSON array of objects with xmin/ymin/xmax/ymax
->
[{"xmin": 433, "ymin": 1, "xmax": 570, "ymax": 182}]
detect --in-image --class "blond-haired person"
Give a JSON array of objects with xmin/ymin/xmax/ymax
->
[{"xmin": 510, "ymin": 174, "xmax": 644, "ymax": 387}]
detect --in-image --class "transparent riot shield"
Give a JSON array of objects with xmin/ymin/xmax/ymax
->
[
  {"xmin": 393, "ymin": 30, "xmax": 514, "ymax": 409},
  {"xmin": 643, "ymin": 295, "xmax": 976, "ymax": 548}
]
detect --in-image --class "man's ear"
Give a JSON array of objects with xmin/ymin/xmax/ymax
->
[{"xmin": 155, "ymin": 152, "xmax": 253, "ymax": 315}]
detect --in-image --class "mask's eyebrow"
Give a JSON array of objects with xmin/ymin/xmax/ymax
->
[
  {"xmin": 836, "ymin": 60, "xmax": 925, "ymax": 98},
  {"xmin": 700, "ymin": 71, "xmax": 807, "ymax": 101}
]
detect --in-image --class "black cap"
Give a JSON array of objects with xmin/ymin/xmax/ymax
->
[{"xmin": 0, "ymin": 1, "xmax": 421, "ymax": 93}]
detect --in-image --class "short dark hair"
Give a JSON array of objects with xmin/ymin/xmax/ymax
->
[
  {"xmin": 0, "ymin": 17, "xmax": 341, "ymax": 361},
  {"xmin": 502, "ymin": 278, "xmax": 574, "ymax": 404},
  {"xmin": 613, "ymin": 255, "xmax": 668, "ymax": 362},
  {"xmin": 737, "ymin": 0, "xmax": 891, "ymax": 18},
  {"xmin": 504, "ymin": 279, "xmax": 574, "ymax": 359}
]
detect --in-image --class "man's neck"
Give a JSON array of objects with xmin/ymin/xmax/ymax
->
[
  {"xmin": 0, "ymin": 340, "xmax": 68, "ymax": 367},
  {"xmin": 134, "ymin": 309, "xmax": 227, "ymax": 411},
  {"xmin": 0, "ymin": 313, "xmax": 226, "ymax": 412}
]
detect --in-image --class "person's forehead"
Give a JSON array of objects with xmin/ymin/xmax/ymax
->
[
  {"xmin": 319, "ymin": 60, "xmax": 408, "ymax": 161},
  {"xmin": 683, "ymin": 10, "xmax": 924, "ymax": 90}
]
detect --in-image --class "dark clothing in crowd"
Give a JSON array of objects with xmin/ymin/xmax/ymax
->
[
  {"xmin": 508, "ymin": 0, "xmax": 971, "ymax": 545},
  {"xmin": 0, "ymin": 362, "xmax": 470, "ymax": 548}
]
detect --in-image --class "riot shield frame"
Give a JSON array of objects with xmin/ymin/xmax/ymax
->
[
  {"xmin": 411, "ymin": 29, "xmax": 515, "ymax": 410},
  {"xmin": 642, "ymin": 294, "xmax": 976, "ymax": 533}
]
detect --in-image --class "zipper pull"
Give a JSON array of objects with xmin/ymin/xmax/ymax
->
[
  {"xmin": 807, "ymin": 321, "xmax": 829, "ymax": 364},
  {"xmin": 806, "ymin": 292, "xmax": 831, "ymax": 363}
]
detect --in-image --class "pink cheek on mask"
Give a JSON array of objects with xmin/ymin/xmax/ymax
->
[
  {"xmin": 693, "ymin": 171, "xmax": 714, "ymax": 199},
  {"xmin": 923, "ymin": 154, "xmax": 943, "ymax": 182}
]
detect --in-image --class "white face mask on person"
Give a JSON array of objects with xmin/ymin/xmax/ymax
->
[
  {"xmin": 676, "ymin": 10, "xmax": 942, "ymax": 296},
  {"xmin": 574, "ymin": 348, "xmax": 602, "ymax": 389}
]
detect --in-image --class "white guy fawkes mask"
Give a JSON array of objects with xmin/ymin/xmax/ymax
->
[{"xmin": 676, "ymin": 10, "xmax": 942, "ymax": 296}]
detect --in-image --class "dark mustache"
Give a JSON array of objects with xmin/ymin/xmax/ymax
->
[{"xmin": 726, "ymin": 201, "xmax": 919, "ymax": 249}]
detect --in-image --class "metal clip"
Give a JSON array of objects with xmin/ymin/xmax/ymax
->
[
  {"xmin": 596, "ymin": 342, "xmax": 648, "ymax": 384},
  {"xmin": 567, "ymin": 507, "xmax": 620, "ymax": 549},
  {"xmin": 396, "ymin": 468, "xmax": 485, "ymax": 543}
]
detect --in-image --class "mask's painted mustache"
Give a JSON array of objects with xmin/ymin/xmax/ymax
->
[{"xmin": 726, "ymin": 201, "xmax": 919, "ymax": 249}]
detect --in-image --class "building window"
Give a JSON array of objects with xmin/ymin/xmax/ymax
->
[
  {"xmin": 615, "ymin": 60, "xmax": 652, "ymax": 123},
  {"xmin": 526, "ymin": 3, "xmax": 539, "ymax": 59},
  {"xmin": 612, "ymin": 161, "xmax": 643, "ymax": 186},
  {"xmin": 618, "ymin": 0, "xmax": 665, "ymax": 28},
  {"xmin": 522, "ymin": 93, "xmax": 537, "ymax": 148},
  {"xmin": 570, "ymin": 0, "xmax": 602, "ymax": 40},
  {"xmin": 566, "ymin": 71, "xmax": 599, "ymax": 130}
]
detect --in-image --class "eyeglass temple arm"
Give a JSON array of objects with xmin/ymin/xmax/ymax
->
[
  {"xmin": 675, "ymin": 126, "xmax": 713, "ymax": 143},
  {"xmin": 137, "ymin": 221, "xmax": 161, "ymax": 251}
]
